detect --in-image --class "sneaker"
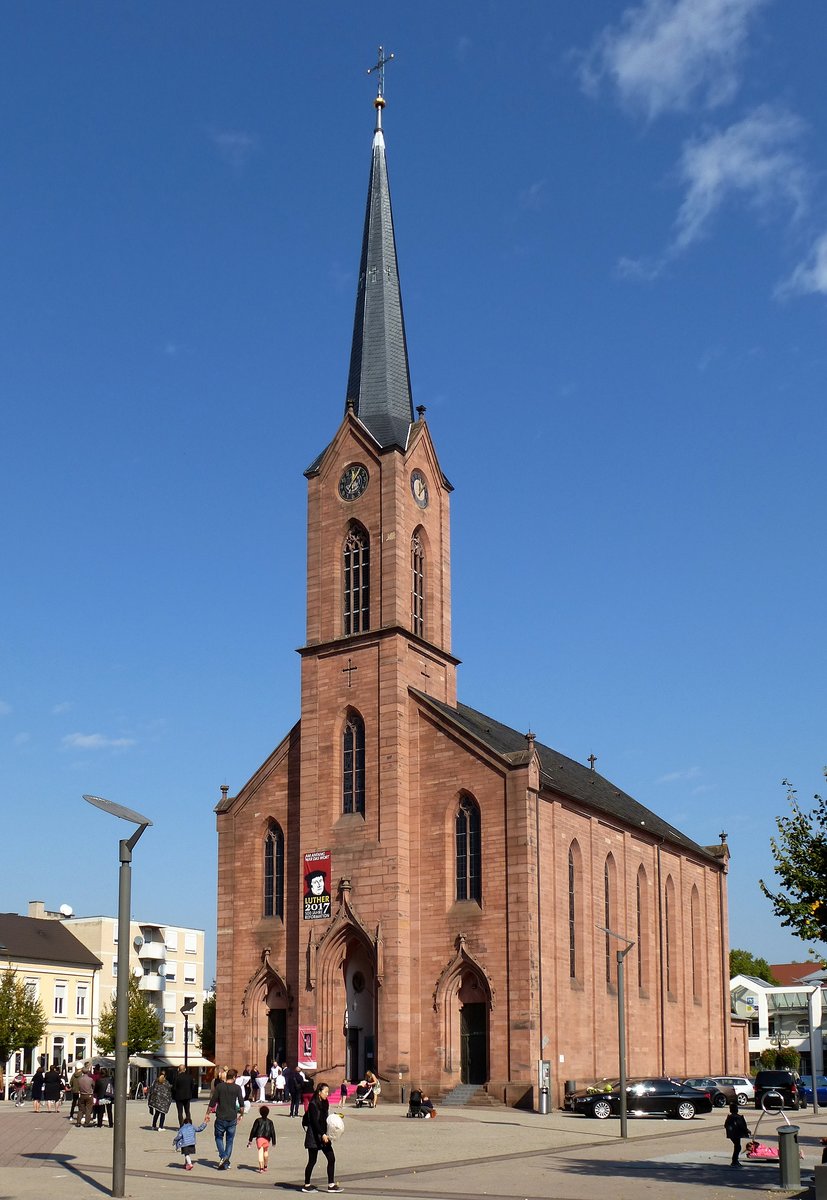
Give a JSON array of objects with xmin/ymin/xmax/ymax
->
[
  {"xmin": 328, "ymin": 1185, "xmax": 343, "ymax": 1192},
  {"xmin": 185, "ymin": 1163, "xmax": 193, "ymax": 1171},
  {"xmin": 301, "ymin": 1185, "xmax": 317, "ymax": 1192}
]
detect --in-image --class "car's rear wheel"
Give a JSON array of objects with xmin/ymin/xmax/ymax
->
[
  {"xmin": 737, "ymin": 1094, "xmax": 748, "ymax": 1107},
  {"xmin": 712, "ymin": 1093, "xmax": 727, "ymax": 1108},
  {"xmin": 677, "ymin": 1102, "xmax": 695, "ymax": 1121},
  {"xmin": 592, "ymin": 1099, "xmax": 612, "ymax": 1120}
]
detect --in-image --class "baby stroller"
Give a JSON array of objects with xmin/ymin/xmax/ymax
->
[
  {"xmin": 354, "ymin": 1081, "xmax": 376, "ymax": 1108},
  {"xmin": 407, "ymin": 1089, "xmax": 425, "ymax": 1118}
]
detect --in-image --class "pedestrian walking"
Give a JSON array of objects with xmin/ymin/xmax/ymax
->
[
  {"xmin": 172, "ymin": 1113, "xmax": 210, "ymax": 1171},
  {"xmin": 148, "ymin": 1072, "xmax": 172, "ymax": 1130},
  {"xmin": 210, "ymin": 1067, "xmax": 245, "ymax": 1170},
  {"xmin": 247, "ymin": 1104, "xmax": 277, "ymax": 1173},
  {"xmin": 724, "ymin": 1102, "xmax": 750, "ymax": 1167},
  {"xmin": 301, "ymin": 1082, "xmax": 341, "ymax": 1192},
  {"xmin": 172, "ymin": 1067, "xmax": 194, "ymax": 1124},
  {"xmin": 74, "ymin": 1067, "xmax": 95, "ymax": 1127}
]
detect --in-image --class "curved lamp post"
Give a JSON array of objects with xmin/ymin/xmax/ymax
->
[
  {"xmin": 180, "ymin": 997, "xmax": 197, "ymax": 1072},
  {"xmin": 597, "ymin": 925, "xmax": 636, "ymax": 1139},
  {"xmin": 83, "ymin": 794, "xmax": 152, "ymax": 1199}
]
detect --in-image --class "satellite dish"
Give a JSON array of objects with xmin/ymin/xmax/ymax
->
[
  {"xmin": 133, "ymin": 936, "xmax": 144, "ymax": 951},
  {"xmin": 59, "ymin": 904, "xmax": 74, "ymax": 917}
]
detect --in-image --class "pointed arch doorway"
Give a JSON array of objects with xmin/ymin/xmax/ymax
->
[
  {"xmin": 266, "ymin": 979, "xmax": 288, "ymax": 1070},
  {"xmin": 434, "ymin": 937, "xmax": 493, "ymax": 1087},
  {"xmin": 343, "ymin": 939, "xmax": 377, "ymax": 1081},
  {"xmin": 458, "ymin": 974, "xmax": 488, "ymax": 1084}
]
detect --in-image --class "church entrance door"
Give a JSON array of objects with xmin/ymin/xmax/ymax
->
[
  {"xmin": 268, "ymin": 1008, "xmax": 287, "ymax": 1070},
  {"xmin": 460, "ymin": 1002, "xmax": 487, "ymax": 1084}
]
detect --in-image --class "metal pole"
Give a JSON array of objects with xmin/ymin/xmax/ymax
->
[
  {"xmin": 113, "ymin": 824, "xmax": 148, "ymax": 1199},
  {"xmin": 184, "ymin": 1014, "xmax": 189, "ymax": 1071},
  {"xmin": 617, "ymin": 948, "xmax": 628, "ymax": 1140}
]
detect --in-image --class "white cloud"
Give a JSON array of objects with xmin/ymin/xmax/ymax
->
[
  {"xmin": 211, "ymin": 129, "xmax": 258, "ymax": 168},
  {"xmin": 13, "ymin": 732, "xmax": 30, "ymax": 746},
  {"xmin": 778, "ymin": 231, "xmax": 827, "ymax": 298},
  {"xmin": 519, "ymin": 181, "xmax": 547, "ymax": 212},
  {"xmin": 0, "ymin": 699, "xmax": 11, "ymax": 716},
  {"xmin": 581, "ymin": 0, "xmax": 769, "ymax": 119},
  {"xmin": 62, "ymin": 732, "xmax": 136, "ymax": 751},
  {"xmin": 671, "ymin": 106, "xmax": 807, "ymax": 253},
  {"xmin": 52, "ymin": 701, "xmax": 72, "ymax": 715},
  {"xmin": 655, "ymin": 766, "xmax": 701, "ymax": 784}
]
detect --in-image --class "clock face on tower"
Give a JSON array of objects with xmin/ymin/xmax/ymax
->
[
  {"xmin": 338, "ymin": 463, "xmax": 369, "ymax": 501},
  {"xmin": 410, "ymin": 469, "xmax": 429, "ymax": 509}
]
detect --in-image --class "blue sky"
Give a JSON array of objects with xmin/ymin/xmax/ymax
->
[{"xmin": 2, "ymin": 1, "xmax": 825, "ymax": 985}]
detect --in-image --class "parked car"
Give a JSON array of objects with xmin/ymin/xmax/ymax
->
[
  {"xmin": 753, "ymin": 1069, "xmax": 805, "ymax": 1110},
  {"xmin": 565, "ymin": 1078, "xmax": 714, "ymax": 1121},
  {"xmin": 710, "ymin": 1075, "xmax": 754, "ymax": 1107},
  {"xmin": 800, "ymin": 1074, "xmax": 827, "ymax": 1105},
  {"xmin": 683, "ymin": 1077, "xmax": 733, "ymax": 1108}
]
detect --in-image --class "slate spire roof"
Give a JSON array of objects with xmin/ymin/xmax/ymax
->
[{"xmin": 344, "ymin": 95, "xmax": 414, "ymax": 451}]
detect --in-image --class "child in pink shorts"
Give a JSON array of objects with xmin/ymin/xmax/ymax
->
[{"xmin": 247, "ymin": 1105, "xmax": 277, "ymax": 1173}]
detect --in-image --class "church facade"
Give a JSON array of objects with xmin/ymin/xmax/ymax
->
[{"xmin": 215, "ymin": 90, "xmax": 734, "ymax": 1108}]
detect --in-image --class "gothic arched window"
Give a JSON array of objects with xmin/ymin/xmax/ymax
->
[
  {"xmin": 665, "ymin": 874, "xmax": 677, "ymax": 997},
  {"xmin": 343, "ymin": 524, "xmax": 370, "ymax": 635},
  {"xmin": 343, "ymin": 711, "xmax": 366, "ymax": 815},
  {"xmin": 604, "ymin": 854, "xmax": 617, "ymax": 985},
  {"xmin": 455, "ymin": 794, "xmax": 481, "ymax": 902},
  {"xmin": 411, "ymin": 530, "xmax": 424, "ymax": 638},
  {"xmin": 636, "ymin": 865, "xmax": 649, "ymax": 993},
  {"xmin": 263, "ymin": 821, "xmax": 284, "ymax": 919},
  {"xmin": 568, "ymin": 841, "xmax": 583, "ymax": 981},
  {"xmin": 691, "ymin": 884, "xmax": 702, "ymax": 1001}
]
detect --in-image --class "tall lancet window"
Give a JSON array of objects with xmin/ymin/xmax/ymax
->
[
  {"xmin": 411, "ymin": 530, "xmax": 424, "ymax": 638},
  {"xmin": 343, "ymin": 524, "xmax": 370, "ymax": 635},
  {"xmin": 343, "ymin": 711, "xmax": 366, "ymax": 815},
  {"xmin": 604, "ymin": 854, "xmax": 617, "ymax": 985},
  {"xmin": 263, "ymin": 821, "xmax": 284, "ymax": 919},
  {"xmin": 455, "ymin": 794, "xmax": 481, "ymax": 903}
]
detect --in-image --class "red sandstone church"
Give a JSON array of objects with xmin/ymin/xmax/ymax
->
[{"xmin": 215, "ymin": 81, "xmax": 736, "ymax": 1108}]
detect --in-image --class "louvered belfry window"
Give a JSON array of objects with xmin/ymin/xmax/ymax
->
[
  {"xmin": 411, "ymin": 531, "xmax": 424, "ymax": 637},
  {"xmin": 343, "ymin": 712, "xmax": 366, "ymax": 815},
  {"xmin": 343, "ymin": 524, "xmax": 370, "ymax": 635}
]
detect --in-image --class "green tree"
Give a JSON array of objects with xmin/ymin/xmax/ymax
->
[
  {"xmin": 0, "ymin": 969, "xmax": 47, "ymax": 1065},
  {"xmin": 196, "ymin": 986, "xmax": 215, "ymax": 1058},
  {"xmin": 759, "ymin": 771, "xmax": 827, "ymax": 954},
  {"xmin": 729, "ymin": 949, "xmax": 780, "ymax": 984},
  {"xmin": 96, "ymin": 971, "xmax": 163, "ymax": 1057}
]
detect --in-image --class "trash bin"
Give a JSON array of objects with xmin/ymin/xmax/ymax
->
[
  {"xmin": 565, "ymin": 1080, "xmax": 577, "ymax": 1096},
  {"xmin": 539, "ymin": 1086, "xmax": 549, "ymax": 1115},
  {"xmin": 778, "ymin": 1124, "xmax": 800, "ymax": 1190}
]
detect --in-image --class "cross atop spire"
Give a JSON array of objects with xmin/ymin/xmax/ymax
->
[{"xmin": 367, "ymin": 45, "xmax": 394, "ymax": 100}]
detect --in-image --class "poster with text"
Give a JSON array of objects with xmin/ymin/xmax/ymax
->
[
  {"xmin": 298, "ymin": 1025, "xmax": 317, "ymax": 1071},
  {"xmin": 303, "ymin": 850, "xmax": 332, "ymax": 920}
]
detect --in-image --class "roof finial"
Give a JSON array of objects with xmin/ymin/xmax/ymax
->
[{"xmin": 367, "ymin": 45, "xmax": 394, "ymax": 128}]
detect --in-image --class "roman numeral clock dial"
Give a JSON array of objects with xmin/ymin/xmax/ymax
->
[{"xmin": 339, "ymin": 463, "xmax": 369, "ymax": 501}]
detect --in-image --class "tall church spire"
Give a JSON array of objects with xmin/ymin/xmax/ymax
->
[{"xmin": 345, "ymin": 51, "xmax": 414, "ymax": 451}]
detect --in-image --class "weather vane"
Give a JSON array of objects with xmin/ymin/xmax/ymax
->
[{"xmin": 367, "ymin": 45, "xmax": 394, "ymax": 101}]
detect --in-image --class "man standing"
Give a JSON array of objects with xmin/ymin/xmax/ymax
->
[
  {"xmin": 74, "ymin": 1067, "xmax": 94, "ymax": 1128},
  {"xmin": 211, "ymin": 1068, "xmax": 244, "ymax": 1170},
  {"xmin": 68, "ymin": 1064, "xmax": 84, "ymax": 1121},
  {"xmin": 172, "ymin": 1068, "xmax": 193, "ymax": 1125}
]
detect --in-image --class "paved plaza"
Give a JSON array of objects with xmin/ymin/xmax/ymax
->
[{"xmin": 0, "ymin": 1097, "xmax": 821, "ymax": 1200}]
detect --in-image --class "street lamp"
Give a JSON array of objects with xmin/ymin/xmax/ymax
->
[
  {"xmin": 83, "ymin": 794, "xmax": 152, "ymax": 1200},
  {"xmin": 180, "ymin": 998, "xmax": 197, "ymax": 1072},
  {"xmin": 597, "ymin": 925, "xmax": 636, "ymax": 1139}
]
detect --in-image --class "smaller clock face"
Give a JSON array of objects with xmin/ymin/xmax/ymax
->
[
  {"xmin": 410, "ymin": 469, "xmax": 429, "ymax": 509},
  {"xmin": 339, "ymin": 463, "xmax": 369, "ymax": 502}
]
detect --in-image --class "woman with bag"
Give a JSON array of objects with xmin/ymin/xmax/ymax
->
[
  {"xmin": 148, "ymin": 1072, "xmax": 173, "ymax": 1131},
  {"xmin": 724, "ymin": 1102, "xmax": 750, "ymax": 1167},
  {"xmin": 301, "ymin": 1082, "xmax": 341, "ymax": 1192}
]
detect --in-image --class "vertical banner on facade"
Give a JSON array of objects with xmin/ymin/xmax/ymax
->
[
  {"xmin": 298, "ymin": 1025, "xmax": 317, "ymax": 1070},
  {"xmin": 303, "ymin": 850, "xmax": 332, "ymax": 920}
]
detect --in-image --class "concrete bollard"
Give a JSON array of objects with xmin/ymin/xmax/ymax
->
[{"xmin": 814, "ymin": 1163, "xmax": 827, "ymax": 1200}]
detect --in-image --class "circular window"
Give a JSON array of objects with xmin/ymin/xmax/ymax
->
[{"xmin": 352, "ymin": 971, "xmax": 365, "ymax": 994}]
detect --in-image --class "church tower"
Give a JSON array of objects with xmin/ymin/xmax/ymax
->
[{"xmin": 296, "ymin": 77, "xmax": 457, "ymax": 1083}]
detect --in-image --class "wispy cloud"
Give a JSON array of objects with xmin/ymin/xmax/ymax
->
[
  {"xmin": 62, "ymin": 732, "xmax": 136, "ymax": 751},
  {"xmin": 619, "ymin": 106, "xmax": 808, "ymax": 279},
  {"xmin": 457, "ymin": 35, "xmax": 472, "ymax": 63},
  {"xmin": 519, "ymin": 181, "xmax": 547, "ymax": 212},
  {"xmin": 210, "ymin": 129, "xmax": 258, "ymax": 169},
  {"xmin": 580, "ymin": 0, "xmax": 769, "ymax": 119},
  {"xmin": 52, "ymin": 701, "xmax": 72, "ymax": 715},
  {"xmin": 778, "ymin": 231, "xmax": 827, "ymax": 298},
  {"xmin": 14, "ymin": 731, "xmax": 31, "ymax": 746},
  {"xmin": 655, "ymin": 766, "xmax": 701, "ymax": 784},
  {"xmin": 0, "ymin": 699, "xmax": 11, "ymax": 716}
]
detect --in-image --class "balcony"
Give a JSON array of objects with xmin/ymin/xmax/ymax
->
[
  {"xmin": 137, "ymin": 941, "xmax": 166, "ymax": 963},
  {"xmin": 138, "ymin": 973, "xmax": 165, "ymax": 992}
]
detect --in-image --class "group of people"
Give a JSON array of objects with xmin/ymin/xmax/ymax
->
[
  {"xmin": 12, "ymin": 1063, "xmax": 66, "ymax": 1112},
  {"xmin": 10, "ymin": 1063, "xmax": 116, "ymax": 1127},
  {"xmin": 161, "ymin": 1065, "xmax": 342, "ymax": 1189}
]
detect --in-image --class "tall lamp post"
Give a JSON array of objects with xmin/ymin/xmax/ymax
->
[
  {"xmin": 83, "ymin": 794, "xmax": 153, "ymax": 1200},
  {"xmin": 180, "ymin": 998, "xmax": 197, "ymax": 1072},
  {"xmin": 597, "ymin": 926, "xmax": 636, "ymax": 1139}
]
